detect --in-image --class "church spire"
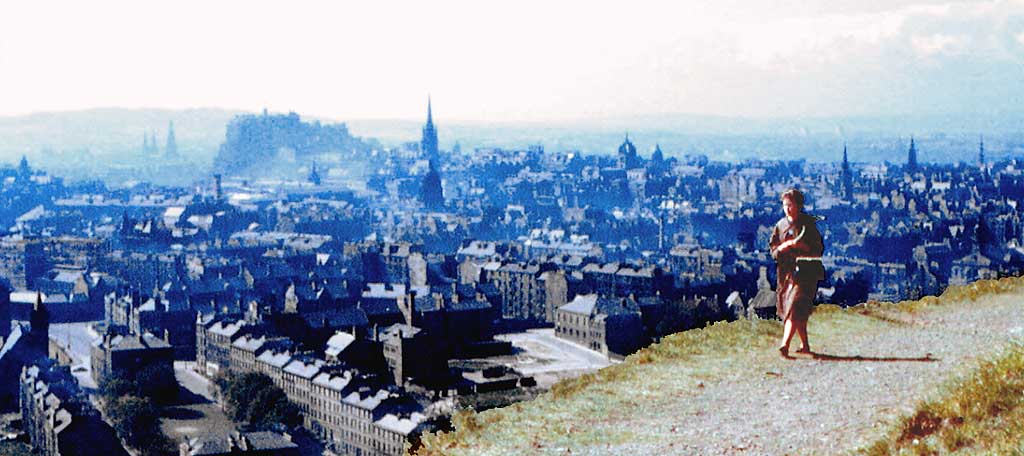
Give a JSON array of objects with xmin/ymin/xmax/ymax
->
[
  {"xmin": 421, "ymin": 96, "xmax": 439, "ymax": 163},
  {"xmin": 166, "ymin": 120, "xmax": 178, "ymax": 158},
  {"xmin": 427, "ymin": 96, "xmax": 433, "ymax": 127},
  {"xmin": 841, "ymin": 144, "xmax": 853, "ymax": 201},
  {"xmin": 978, "ymin": 135, "xmax": 985, "ymax": 166},
  {"xmin": 308, "ymin": 161, "xmax": 321, "ymax": 185},
  {"xmin": 907, "ymin": 136, "xmax": 918, "ymax": 172}
]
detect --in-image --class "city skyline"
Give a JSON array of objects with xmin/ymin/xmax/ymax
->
[{"xmin": 2, "ymin": 0, "xmax": 1023, "ymax": 122}]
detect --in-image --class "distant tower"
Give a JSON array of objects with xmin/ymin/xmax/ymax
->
[
  {"xmin": 214, "ymin": 174, "xmax": 223, "ymax": 201},
  {"xmin": 907, "ymin": 136, "xmax": 918, "ymax": 172},
  {"xmin": 165, "ymin": 121, "xmax": 179, "ymax": 159},
  {"xmin": 651, "ymin": 144, "xmax": 664, "ymax": 164},
  {"xmin": 421, "ymin": 160, "xmax": 444, "ymax": 209},
  {"xmin": 618, "ymin": 133, "xmax": 640, "ymax": 169},
  {"xmin": 17, "ymin": 155, "xmax": 30, "ymax": 180},
  {"xmin": 421, "ymin": 97, "xmax": 439, "ymax": 164},
  {"xmin": 308, "ymin": 162, "xmax": 322, "ymax": 186},
  {"xmin": 142, "ymin": 133, "xmax": 151, "ymax": 155},
  {"xmin": 420, "ymin": 98, "xmax": 443, "ymax": 209},
  {"xmin": 648, "ymin": 144, "xmax": 666, "ymax": 176},
  {"xmin": 30, "ymin": 292, "xmax": 49, "ymax": 337},
  {"xmin": 841, "ymin": 144, "xmax": 853, "ymax": 200},
  {"xmin": 978, "ymin": 135, "xmax": 985, "ymax": 167}
]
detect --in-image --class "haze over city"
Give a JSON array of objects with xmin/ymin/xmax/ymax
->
[{"xmin": 2, "ymin": 0, "xmax": 1024, "ymax": 122}]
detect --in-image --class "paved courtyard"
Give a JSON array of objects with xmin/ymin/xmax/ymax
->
[{"xmin": 495, "ymin": 328, "xmax": 615, "ymax": 388}]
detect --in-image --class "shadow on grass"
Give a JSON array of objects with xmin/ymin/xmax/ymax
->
[
  {"xmin": 806, "ymin": 351, "xmax": 939, "ymax": 363},
  {"xmin": 161, "ymin": 406, "xmax": 205, "ymax": 420}
]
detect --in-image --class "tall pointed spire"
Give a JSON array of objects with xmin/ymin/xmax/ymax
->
[
  {"xmin": 427, "ymin": 96, "xmax": 433, "ymax": 126},
  {"xmin": 907, "ymin": 136, "xmax": 918, "ymax": 172},
  {"xmin": 166, "ymin": 120, "xmax": 178, "ymax": 158},
  {"xmin": 421, "ymin": 96, "xmax": 439, "ymax": 163},
  {"xmin": 308, "ymin": 161, "xmax": 321, "ymax": 185},
  {"xmin": 841, "ymin": 143, "xmax": 853, "ymax": 201}
]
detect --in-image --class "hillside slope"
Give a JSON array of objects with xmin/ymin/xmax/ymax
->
[{"xmin": 416, "ymin": 278, "xmax": 1024, "ymax": 455}]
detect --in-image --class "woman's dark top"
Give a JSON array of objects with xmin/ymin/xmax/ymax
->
[{"xmin": 769, "ymin": 212, "xmax": 824, "ymax": 319}]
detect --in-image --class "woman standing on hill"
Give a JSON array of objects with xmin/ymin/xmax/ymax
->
[{"xmin": 769, "ymin": 188, "xmax": 824, "ymax": 358}]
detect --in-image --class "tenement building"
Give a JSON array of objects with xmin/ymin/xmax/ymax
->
[
  {"xmin": 20, "ymin": 359, "xmax": 128, "ymax": 456},
  {"xmin": 554, "ymin": 294, "xmax": 644, "ymax": 358},
  {"xmin": 90, "ymin": 328, "xmax": 174, "ymax": 386}
]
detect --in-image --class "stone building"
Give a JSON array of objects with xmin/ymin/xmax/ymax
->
[
  {"xmin": 228, "ymin": 331, "xmax": 277, "ymax": 375},
  {"xmin": 482, "ymin": 261, "xmax": 558, "ymax": 322},
  {"xmin": 338, "ymin": 386, "xmax": 425, "ymax": 456},
  {"xmin": 668, "ymin": 244, "xmax": 726, "ymax": 284},
  {"xmin": 253, "ymin": 339, "xmax": 296, "ymax": 386},
  {"xmin": 0, "ymin": 293, "xmax": 56, "ymax": 411},
  {"xmin": 554, "ymin": 294, "xmax": 644, "ymax": 357},
  {"xmin": 281, "ymin": 355, "xmax": 326, "ymax": 427},
  {"xmin": 746, "ymin": 267, "xmax": 778, "ymax": 320},
  {"xmin": 949, "ymin": 250, "xmax": 997, "ymax": 286},
  {"xmin": 195, "ymin": 315, "xmax": 247, "ymax": 377},
  {"xmin": 580, "ymin": 262, "xmax": 667, "ymax": 298},
  {"xmin": 20, "ymin": 359, "xmax": 128, "ymax": 456},
  {"xmin": 379, "ymin": 324, "xmax": 446, "ymax": 387},
  {"xmin": 90, "ymin": 329, "xmax": 174, "ymax": 386}
]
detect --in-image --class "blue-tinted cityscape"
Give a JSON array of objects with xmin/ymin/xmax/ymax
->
[
  {"xmin": 1, "ymin": 99, "xmax": 1022, "ymax": 455},
  {"xmin": 3, "ymin": 1, "xmax": 1024, "ymax": 453}
]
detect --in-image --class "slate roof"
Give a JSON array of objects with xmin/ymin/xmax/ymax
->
[
  {"xmin": 375, "ymin": 411, "xmax": 428, "ymax": 435},
  {"xmin": 359, "ymin": 299, "xmax": 401, "ymax": 317},
  {"xmin": 447, "ymin": 299, "xmax": 492, "ymax": 312},
  {"xmin": 325, "ymin": 332, "xmax": 356, "ymax": 358},
  {"xmin": 95, "ymin": 332, "xmax": 172, "ymax": 351},
  {"xmin": 283, "ymin": 357, "xmax": 325, "ymax": 379},
  {"xmin": 302, "ymin": 308, "xmax": 369, "ymax": 329},
  {"xmin": 558, "ymin": 294, "xmax": 639, "ymax": 316}
]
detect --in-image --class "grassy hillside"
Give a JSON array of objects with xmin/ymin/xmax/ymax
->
[
  {"xmin": 863, "ymin": 340, "xmax": 1024, "ymax": 454},
  {"xmin": 413, "ymin": 278, "xmax": 1024, "ymax": 455}
]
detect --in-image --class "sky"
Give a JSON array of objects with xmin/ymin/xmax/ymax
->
[{"xmin": 1, "ymin": 0, "xmax": 1023, "ymax": 122}]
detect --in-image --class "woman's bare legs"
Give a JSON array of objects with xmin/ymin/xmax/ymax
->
[
  {"xmin": 794, "ymin": 318, "xmax": 810, "ymax": 353},
  {"xmin": 779, "ymin": 317, "xmax": 796, "ymax": 357}
]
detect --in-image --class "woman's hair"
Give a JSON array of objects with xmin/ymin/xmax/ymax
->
[{"xmin": 781, "ymin": 188, "xmax": 805, "ymax": 207}]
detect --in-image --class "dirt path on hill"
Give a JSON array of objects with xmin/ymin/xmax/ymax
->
[{"xmin": 597, "ymin": 292, "xmax": 1024, "ymax": 456}]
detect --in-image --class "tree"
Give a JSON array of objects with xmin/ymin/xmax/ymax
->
[
  {"xmin": 106, "ymin": 396, "xmax": 161, "ymax": 449},
  {"xmin": 221, "ymin": 372, "xmax": 301, "ymax": 429},
  {"xmin": 98, "ymin": 364, "xmax": 178, "ymax": 405},
  {"xmin": 135, "ymin": 364, "xmax": 178, "ymax": 405}
]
